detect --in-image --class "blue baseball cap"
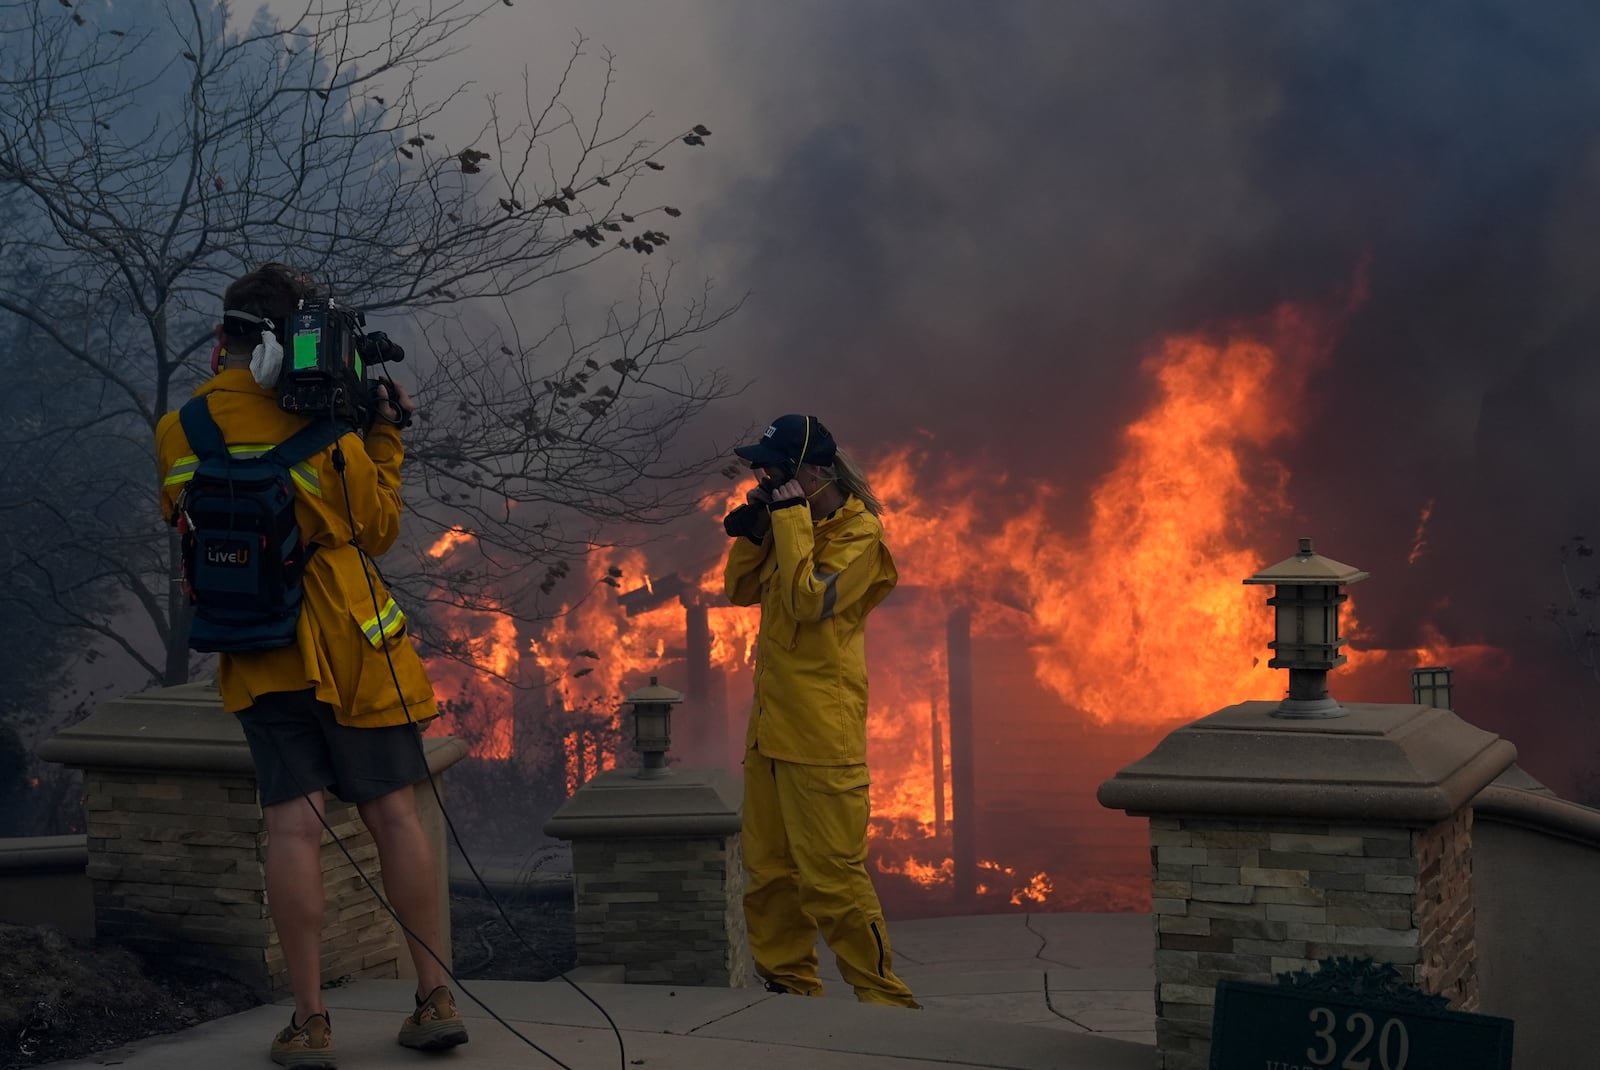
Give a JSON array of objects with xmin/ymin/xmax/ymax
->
[{"xmin": 734, "ymin": 414, "xmax": 837, "ymax": 470}]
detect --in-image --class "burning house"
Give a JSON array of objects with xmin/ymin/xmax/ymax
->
[{"xmin": 413, "ymin": 293, "xmax": 1521, "ymax": 917}]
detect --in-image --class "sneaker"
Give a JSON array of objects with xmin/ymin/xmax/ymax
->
[
  {"xmin": 271, "ymin": 1012, "xmax": 336, "ymax": 1069},
  {"xmin": 398, "ymin": 985, "xmax": 470, "ymax": 1052},
  {"xmin": 763, "ymin": 979, "xmax": 792, "ymax": 994}
]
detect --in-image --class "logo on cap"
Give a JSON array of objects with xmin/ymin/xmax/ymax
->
[{"xmin": 763, "ymin": 425, "xmax": 777, "ymax": 438}]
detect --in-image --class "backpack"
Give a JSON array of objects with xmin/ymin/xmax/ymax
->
[{"xmin": 174, "ymin": 398, "xmax": 346, "ymax": 653}]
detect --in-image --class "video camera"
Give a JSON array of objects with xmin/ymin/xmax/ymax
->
[
  {"xmin": 278, "ymin": 297, "xmax": 405, "ymax": 428},
  {"xmin": 755, "ymin": 462, "xmax": 797, "ymax": 495},
  {"xmin": 723, "ymin": 463, "xmax": 799, "ymax": 542}
]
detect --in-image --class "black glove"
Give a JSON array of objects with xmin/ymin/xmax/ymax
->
[
  {"xmin": 368, "ymin": 380, "xmax": 413, "ymax": 429},
  {"xmin": 723, "ymin": 503, "xmax": 770, "ymax": 544}
]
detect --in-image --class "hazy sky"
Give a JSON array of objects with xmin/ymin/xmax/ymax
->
[{"xmin": 469, "ymin": 2, "xmax": 1600, "ymax": 468}]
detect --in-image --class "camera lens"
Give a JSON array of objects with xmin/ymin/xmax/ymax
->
[{"xmin": 356, "ymin": 331, "xmax": 405, "ymax": 364}]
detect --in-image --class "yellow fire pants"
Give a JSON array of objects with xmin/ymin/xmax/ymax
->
[{"xmin": 742, "ymin": 749, "xmax": 918, "ymax": 1006}]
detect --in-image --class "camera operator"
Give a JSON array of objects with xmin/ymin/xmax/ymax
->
[
  {"xmin": 155, "ymin": 264, "xmax": 467, "ymax": 1068},
  {"xmin": 723, "ymin": 414, "xmax": 919, "ymax": 1009}
]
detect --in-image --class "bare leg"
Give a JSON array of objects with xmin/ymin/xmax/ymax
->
[
  {"xmin": 358, "ymin": 785, "xmax": 448, "ymax": 997},
  {"xmin": 263, "ymin": 791, "xmax": 329, "ymax": 1022}
]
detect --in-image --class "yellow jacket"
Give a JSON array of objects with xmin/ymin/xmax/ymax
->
[
  {"xmin": 155, "ymin": 369, "xmax": 438, "ymax": 727},
  {"xmin": 724, "ymin": 496, "xmax": 897, "ymax": 765}
]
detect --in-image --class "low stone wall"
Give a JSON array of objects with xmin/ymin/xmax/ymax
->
[
  {"xmin": 1473, "ymin": 782, "xmax": 1600, "ymax": 1070},
  {"xmin": 1101, "ymin": 701, "xmax": 1514, "ymax": 1070},
  {"xmin": 572, "ymin": 836, "xmax": 747, "ymax": 986},
  {"xmin": 1150, "ymin": 809, "xmax": 1477, "ymax": 1060},
  {"xmin": 39, "ymin": 684, "xmax": 466, "ymax": 997},
  {"xmin": 0, "ymin": 835, "xmax": 93, "ymax": 939},
  {"xmin": 1152, "ymin": 818, "xmax": 1472, "ymax": 1004},
  {"xmin": 85, "ymin": 768, "xmax": 398, "ymax": 994},
  {"xmin": 545, "ymin": 766, "xmax": 751, "ymax": 988}
]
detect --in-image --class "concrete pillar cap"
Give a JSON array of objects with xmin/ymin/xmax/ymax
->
[
  {"xmin": 544, "ymin": 767, "xmax": 742, "ymax": 839},
  {"xmin": 38, "ymin": 683, "xmax": 468, "ymax": 777},
  {"xmin": 1098, "ymin": 701, "xmax": 1516, "ymax": 824}
]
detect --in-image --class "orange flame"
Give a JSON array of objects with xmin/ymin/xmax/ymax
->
[
  {"xmin": 429, "ymin": 526, "xmax": 475, "ymax": 559},
  {"xmin": 1010, "ymin": 871, "xmax": 1055, "ymax": 907},
  {"xmin": 423, "ymin": 527, "xmax": 516, "ymax": 758},
  {"xmin": 861, "ymin": 305, "xmax": 1336, "ymax": 735},
  {"xmin": 1410, "ymin": 622, "xmax": 1509, "ymax": 674},
  {"xmin": 419, "ymin": 299, "xmax": 1389, "ymax": 913},
  {"xmin": 875, "ymin": 855, "xmax": 954, "ymax": 888},
  {"xmin": 1001, "ymin": 321, "xmax": 1308, "ymax": 724}
]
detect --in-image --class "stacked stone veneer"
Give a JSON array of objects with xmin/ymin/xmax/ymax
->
[
  {"xmin": 546, "ymin": 765, "xmax": 749, "ymax": 988},
  {"xmin": 1149, "ymin": 808, "xmax": 1477, "ymax": 1069},
  {"xmin": 85, "ymin": 768, "xmax": 398, "ymax": 997},
  {"xmin": 572, "ymin": 835, "xmax": 749, "ymax": 986}
]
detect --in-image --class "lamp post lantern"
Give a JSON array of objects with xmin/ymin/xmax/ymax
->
[
  {"xmin": 1243, "ymin": 537, "xmax": 1370, "ymax": 719},
  {"xmin": 626, "ymin": 676, "xmax": 682, "ymax": 779},
  {"xmin": 1411, "ymin": 665, "xmax": 1454, "ymax": 710}
]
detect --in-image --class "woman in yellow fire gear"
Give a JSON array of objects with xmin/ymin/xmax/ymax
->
[{"xmin": 723, "ymin": 414, "xmax": 918, "ymax": 1008}]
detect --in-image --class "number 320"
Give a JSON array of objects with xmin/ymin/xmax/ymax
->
[{"xmin": 1307, "ymin": 1006, "xmax": 1410, "ymax": 1070}]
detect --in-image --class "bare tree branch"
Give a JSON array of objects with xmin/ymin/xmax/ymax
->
[{"xmin": 0, "ymin": 0, "xmax": 738, "ymax": 686}]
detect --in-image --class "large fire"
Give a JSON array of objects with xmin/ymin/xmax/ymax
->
[{"xmin": 420, "ymin": 299, "xmax": 1498, "ymax": 914}]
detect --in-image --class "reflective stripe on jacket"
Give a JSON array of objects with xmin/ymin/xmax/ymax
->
[
  {"xmin": 164, "ymin": 444, "xmax": 323, "ymax": 497},
  {"xmin": 155, "ymin": 369, "xmax": 438, "ymax": 727},
  {"xmin": 724, "ymin": 495, "xmax": 897, "ymax": 765}
]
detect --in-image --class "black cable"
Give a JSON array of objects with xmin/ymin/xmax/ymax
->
[
  {"xmin": 310, "ymin": 389, "xmax": 628, "ymax": 1068},
  {"xmin": 264, "ymin": 728, "xmax": 578, "ymax": 1066}
]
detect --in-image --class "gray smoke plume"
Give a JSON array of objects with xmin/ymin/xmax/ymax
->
[{"xmin": 668, "ymin": 1, "xmax": 1600, "ymax": 786}]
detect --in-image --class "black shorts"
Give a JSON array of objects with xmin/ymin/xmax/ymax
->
[{"xmin": 237, "ymin": 689, "xmax": 429, "ymax": 807}]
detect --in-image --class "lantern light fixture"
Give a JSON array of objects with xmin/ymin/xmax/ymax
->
[
  {"xmin": 1243, "ymin": 537, "xmax": 1370, "ymax": 719},
  {"xmin": 625, "ymin": 676, "xmax": 682, "ymax": 779},
  {"xmin": 1411, "ymin": 665, "xmax": 1454, "ymax": 711}
]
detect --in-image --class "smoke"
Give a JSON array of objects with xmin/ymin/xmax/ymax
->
[{"xmin": 656, "ymin": 1, "xmax": 1600, "ymax": 781}]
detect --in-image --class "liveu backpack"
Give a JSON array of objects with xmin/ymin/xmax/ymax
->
[{"xmin": 174, "ymin": 398, "xmax": 346, "ymax": 653}]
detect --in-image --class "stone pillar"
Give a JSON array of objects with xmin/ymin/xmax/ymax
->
[
  {"xmin": 38, "ymin": 683, "xmax": 468, "ymax": 997},
  {"xmin": 544, "ymin": 766, "xmax": 750, "ymax": 986},
  {"xmin": 1098, "ymin": 701, "xmax": 1515, "ymax": 1070}
]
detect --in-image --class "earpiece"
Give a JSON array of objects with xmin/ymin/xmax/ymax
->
[{"xmin": 796, "ymin": 416, "xmax": 811, "ymax": 472}]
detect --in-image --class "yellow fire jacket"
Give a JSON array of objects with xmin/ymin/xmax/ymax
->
[
  {"xmin": 724, "ymin": 495, "xmax": 897, "ymax": 765},
  {"xmin": 155, "ymin": 369, "xmax": 438, "ymax": 727}
]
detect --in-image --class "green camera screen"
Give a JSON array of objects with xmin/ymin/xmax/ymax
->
[{"xmin": 292, "ymin": 330, "xmax": 320, "ymax": 371}]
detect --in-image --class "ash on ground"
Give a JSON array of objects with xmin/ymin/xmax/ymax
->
[
  {"xmin": 449, "ymin": 891, "xmax": 576, "ymax": 982},
  {"xmin": 0, "ymin": 894, "xmax": 576, "ymax": 1069},
  {"xmin": 0, "ymin": 922, "xmax": 259, "ymax": 1070}
]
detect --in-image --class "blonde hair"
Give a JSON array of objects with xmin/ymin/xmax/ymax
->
[{"xmin": 816, "ymin": 448, "xmax": 882, "ymax": 516}]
